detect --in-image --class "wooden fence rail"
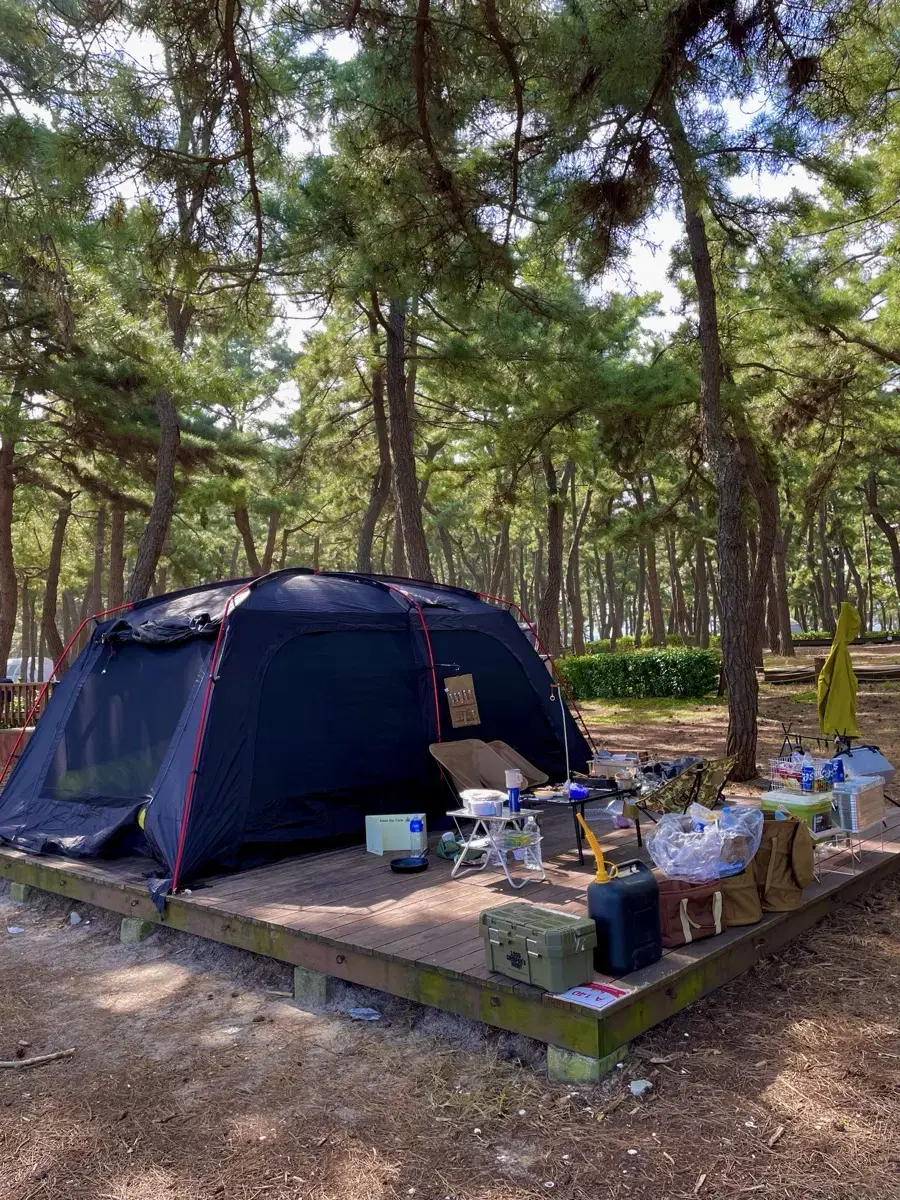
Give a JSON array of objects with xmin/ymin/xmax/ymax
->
[{"xmin": 0, "ymin": 683, "xmax": 54, "ymax": 730}]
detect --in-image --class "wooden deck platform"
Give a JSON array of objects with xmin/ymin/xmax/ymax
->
[{"xmin": 3, "ymin": 803, "xmax": 900, "ymax": 1065}]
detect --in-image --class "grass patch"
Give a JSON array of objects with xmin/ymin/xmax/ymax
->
[
  {"xmin": 580, "ymin": 696, "xmax": 727, "ymax": 725},
  {"xmin": 790, "ymin": 689, "xmax": 818, "ymax": 704}
]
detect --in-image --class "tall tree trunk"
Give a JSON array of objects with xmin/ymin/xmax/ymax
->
[
  {"xmin": 425, "ymin": 504, "xmax": 456, "ymax": 587},
  {"xmin": 565, "ymin": 483, "xmax": 592, "ymax": 655},
  {"xmin": 261, "ymin": 510, "xmax": 280, "ymax": 574},
  {"xmin": 490, "ymin": 518, "xmax": 511, "ymax": 596},
  {"xmin": 864, "ymin": 470, "xmax": 900, "ymax": 607},
  {"xmin": 233, "ymin": 505, "xmax": 262, "ymax": 576},
  {"xmin": 108, "ymin": 503, "xmax": 126, "ymax": 608},
  {"xmin": 632, "ymin": 481, "xmax": 665, "ymax": 645},
  {"xmin": 739, "ymin": 435, "xmax": 778, "ymax": 669},
  {"xmin": 669, "ymin": 103, "xmax": 757, "ymax": 778},
  {"xmin": 537, "ymin": 454, "xmax": 572, "ymax": 656},
  {"xmin": 644, "ymin": 535, "xmax": 666, "ymax": 646},
  {"xmin": 862, "ymin": 513, "xmax": 874, "ymax": 629},
  {"xmin": 391, "ymin": 512, "xmax": 408, "ymax": 576},
  {"xmin": 385, "ymin": 299, "xmax": 432, "ymax": 580},
  {"xmin": 357, "ymin": 308, "xmax": 392, "ymax": 573},
  {"xmin": 228, "ymin": 538, "xmax": 240, "ymax": 577},
  {"xmin": 591, "ymin": 545, "xmax": 607, "ymax": 638},
  {"xmin": 694, "ymin": 535, "xmax": 710, "ymax": 649},
  {"xmin": 127, "ymin": 389, "xmax": 180, "ymax": 602},
  {"xmin": 665, "ymin": 530, "xmax": 691, "ymax": 642},
  {"xmin": 20, "ymin": 577, "xmax": 31, "ymax": 676},
  {"xmin": 634, "ymin": 543, "xmax": 646, "ymax": 648},
  {"xmin": 765, "ymin": 571, "xmax": 780, "ymax": 654},
  {"xmin": 842, "ymin": 540, "xmax": 867, "ymax": 631},
  {"xmin": 817, "ymin": 501, "xmax": 836, "ymax": 632},
  {"xmin": 42, "ymin": 500, "xmax": 71, "ymax": 665},
  {"xmin": 28, "ymin": 591, "xmax": 36, "ymax": 682},
  {"xmin": 518, "ymin": 542, "xmax": 528, "ymax": 612},
  {"xmin": 771, "ymin": 501, "xmax": 795, "ymax": 657},
  {"xmin": 533, "ymin": 530, "xmax": 545, "ymax": 617},
  {"xmin": 0, "ymin": 438, "xmax": 17, "ymax": 676},
  {"xmin": 605, "ymin": 551, "xmax": 620, "ymax": 648},
  {"xmin": 62, "ymin": 589, "xmax": 78, "ymax": 645},
  {"xmin": 81, "ymin": 505, "xmax": 107, "ymax": 619}
]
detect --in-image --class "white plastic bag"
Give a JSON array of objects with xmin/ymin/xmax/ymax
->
[{"xmin": 646, "ymin": 804, "xmax": 763, "ymax": 882}]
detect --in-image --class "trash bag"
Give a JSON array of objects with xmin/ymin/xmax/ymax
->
[{"xmin": 646, "ymin": 804, "xmax": 763, "ymax": 882}]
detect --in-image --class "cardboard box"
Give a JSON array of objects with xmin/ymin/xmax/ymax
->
[{"xmin": 365, "ymin": 813, "xmax": 427, "ymax": 856}]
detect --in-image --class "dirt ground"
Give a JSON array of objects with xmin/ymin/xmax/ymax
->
[
  {"xmin": 2, "ymin": 668, "xmax": 899, "ymax": 1200},
  {"xmin": 3, "ymin": 876, "xmax": 900, "ymax": 1200}
]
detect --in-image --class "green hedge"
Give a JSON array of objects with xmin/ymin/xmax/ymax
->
[{"xmin": 557, "ymin": 648, "xmax": 721, "ymax": 700}]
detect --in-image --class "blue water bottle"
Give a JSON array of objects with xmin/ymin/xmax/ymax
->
[
  {"xmin": 505, "ymin": 769, "xmax": 521, "ymax": 813},
  {"xmin": 408, "ymin": 816, "xmax": 426, "ymax": 857}
]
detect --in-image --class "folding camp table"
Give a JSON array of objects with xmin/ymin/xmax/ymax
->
[{"xmin": 447, "ymin": 807, "xmax": 545, "ymax": 888}]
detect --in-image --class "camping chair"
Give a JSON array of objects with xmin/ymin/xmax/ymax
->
[
  {"xmin": 486, "ymin": 741, "xmax": 549, "ymax": 788},
  {"xmin": 620, "ymin": 764, "xmax": 702, "ymax": 850},
  {"xmin": 641, "ymin": 764, "xmax": 703, "ymax": 815},
  {"xmin": 428, "ymin": 738, "xmax": 546, "ymax": 797},
  {"xmin": 693, "ymin": 755, "xmax": 735, "ymax": 810}
]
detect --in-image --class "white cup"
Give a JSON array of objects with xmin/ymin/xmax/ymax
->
[{"xmin": 505, "ymin": 768, "xmax": 525, "ymax": 789}]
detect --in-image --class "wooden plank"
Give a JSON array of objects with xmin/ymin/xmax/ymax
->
[{"xmin": 4, "ymin": 800, "xmax": 900, "ymax": 1064}]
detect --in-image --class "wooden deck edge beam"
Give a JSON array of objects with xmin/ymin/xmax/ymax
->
[
  {"xmin": 0, "ymin": 851, "xmax": 602, "ymax": 1058},
  {"xmin": 4, "ymin": 840, "xmax": 900, "ymax": 1063}
]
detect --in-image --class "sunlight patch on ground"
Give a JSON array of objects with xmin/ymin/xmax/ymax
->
[{"xmin": 92, "ymin": 962, "xmax": 193, "ymax": 1012}]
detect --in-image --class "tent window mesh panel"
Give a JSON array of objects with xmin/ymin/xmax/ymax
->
[{"xmin": 43, "ymin": 640, "xmax": 211, "ymax": 806}]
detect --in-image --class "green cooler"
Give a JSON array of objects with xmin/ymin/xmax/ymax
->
[{"xmin": 479, "ymin": 902, "xmax": 597, "ymax": 991}]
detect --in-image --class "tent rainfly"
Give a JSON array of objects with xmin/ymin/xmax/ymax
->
[{"xmin": 0, "ymin": 570, "xmax": 590, "ymax": 901}]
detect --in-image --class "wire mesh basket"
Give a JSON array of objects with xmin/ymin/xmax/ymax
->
[{"xmin": 769, "ymin": 756, "xmax": 833, "ymax": 793}]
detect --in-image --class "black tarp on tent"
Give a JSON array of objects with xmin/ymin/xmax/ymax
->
[{"xmin": 0, "ymin": 570, "xmax": 591, "ymax": 895}]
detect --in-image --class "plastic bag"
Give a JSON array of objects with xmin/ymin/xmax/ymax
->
[{"xmin": 646, "ymin": 804, "xmax": 763, "ymax": 882}]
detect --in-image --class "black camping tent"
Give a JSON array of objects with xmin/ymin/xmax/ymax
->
[{"xmin": 0, "ymin": 570, "xmax": 591, "ymax": 895}]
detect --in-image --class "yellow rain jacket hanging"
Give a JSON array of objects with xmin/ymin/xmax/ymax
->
[{"xmin": 817, "ymin": 601, "xmax": 860, "ymax": 738}]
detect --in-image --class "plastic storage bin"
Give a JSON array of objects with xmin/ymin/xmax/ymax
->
[
  {"xmin": 762, "ymin": 789, "xmax": 834, "ymax": 834},
  {"xmin": 479, "ymin": 902, "xmax": 597, "ymax": 991}
]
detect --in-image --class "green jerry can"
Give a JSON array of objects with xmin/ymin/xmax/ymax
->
[{"xmin": 479, "ymin": 902, "xmax": 597, "ymax": 992}]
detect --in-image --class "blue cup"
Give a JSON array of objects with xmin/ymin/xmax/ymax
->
[{"xmin": 507, "ymin": 787, "xmax": 521, "ymax": 813}]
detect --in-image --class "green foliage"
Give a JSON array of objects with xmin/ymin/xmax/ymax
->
[{"xmin": 557, "ymin": 649, "xmax": 721, "ymax": 700}]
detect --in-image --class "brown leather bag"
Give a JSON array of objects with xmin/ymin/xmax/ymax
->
[
  {"xmin": 720, "ymin": 866, "xmax": 763, "ymax": 926},
  {"xmin": 657, "ymin": 878, "xmax": 725, "ymax": 948},
  {"xmin": 753, "ymin": 814, "xmax": 816, "ymax": 911}
]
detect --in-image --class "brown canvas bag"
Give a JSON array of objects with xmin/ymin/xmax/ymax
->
[
  {"xmin": 753, "ymin": 814, "xmax": 816, "ymax": 911},
  {"xmin": 719, "ymin": 866, "xmax": 763, "ymax": 925},
  {"xmin": 657, "ymin": 878, "xmax": 725, "ymax": 948}
]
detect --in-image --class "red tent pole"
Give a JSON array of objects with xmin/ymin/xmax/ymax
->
[
  {"xmin": 381, "ymin": 582, "xmax": 443, "ymax": 742},
  {"xmin": 170, "ymin": 579, "xmax": 256, "ymax": 892}
]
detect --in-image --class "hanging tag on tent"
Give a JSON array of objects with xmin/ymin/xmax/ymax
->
[{"xmin": 445, "ymin": 674, "xmax": 481, "ymax": 728}]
